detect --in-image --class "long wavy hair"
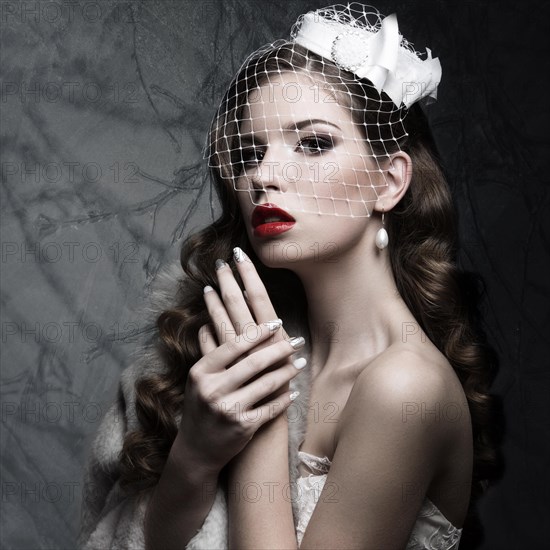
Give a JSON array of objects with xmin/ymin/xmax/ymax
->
[{"xmin": 120, "ymin": 42, "xmax": 502, "ymax": 545}]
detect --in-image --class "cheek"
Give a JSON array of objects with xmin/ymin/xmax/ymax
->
[
  {"xmin": 325, "ymin": 218, "xmax": 371, "ymax": 255},
  {"xmin": 236, "ymin": 192, "xmax": 256, "ymax": 232},
  {"xmin": 236, "ymin": 189, "xmax": 253, "ymax": 210},
  {"xmin": 305, "ymin": 154, "xmax": 379, "ymax": 217}
]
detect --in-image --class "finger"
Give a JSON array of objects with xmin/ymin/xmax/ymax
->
[
  {"xmin": 215, "ymin": 259, "xmax": 256, "ymax": 334},
  {"xmin": 221, "ymin": 336, "xmax": 306, "ymax": 393},
  {"xmin": 203, "ymin": 284, "xmax": 235, "ymax": 345},
  {"xmin": 246, "ymin": 389, "xmax": 301, "ymax": 429},
  {"xmin": 232, "ymin": 247, "xmax": 277, "ymax": 325},
  {"xmin": 244, "ymin": 287, "xmax": 289, "ymax": 340},
  {"xmin": 231, "ymin": 352, "xmax": 306, "ymax": 409},
  {"xmin": 198, "ymin": 323, "xmax": 217, "ymax": 356},
  {"xmin": 197, "ymin": 320, "xmax": 284, "ymax": 373}
]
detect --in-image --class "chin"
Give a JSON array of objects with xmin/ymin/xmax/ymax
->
[
  {"xmin": 252, "ymin": 243, "xmax": 291, "ymax": 268},
  {"xmin": 253, "ymin": 242, "xmax": 319, "ymax": 272}
]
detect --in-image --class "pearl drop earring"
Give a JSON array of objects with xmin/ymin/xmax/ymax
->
[{"xmin": 375, "ymin": 210, "xmax": 389, "ymax": 250}]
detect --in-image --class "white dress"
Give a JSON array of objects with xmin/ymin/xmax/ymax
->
[{"xmin": 296, "ymin": 450, "xmax": 463, "ymax": 549}]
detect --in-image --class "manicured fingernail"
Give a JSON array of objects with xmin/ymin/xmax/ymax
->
[
  {"xmin": 288, "ymin": 336, "xmax": 305, "ymax": 350},
  {"xmin": 203, "ymin": 285, "xmax": 214, "ymax": 294},
  {"xmin": 289, "ymin": 390, "xmax": 300, "ymax": 401},
  {"xmin": 243, "ymin": 290, "xmax": 249, "ymax": 300},
  {"xmin": 264, "ymin": 319, "xmax": 283, "ymax": 331},
  {"xmin": 293, "ymin": 357, "xmax": 307, "ymax": 369},
  {"xmin": 215, "ymin": 259, "xmax": 227, "ymax": 270},
  {"xmin": 233, "ymin": 247, "xmax": 246, "ymax": 263}
]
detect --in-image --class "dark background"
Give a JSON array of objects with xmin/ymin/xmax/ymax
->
[{"xmin": 1, "ymin": 0, "xmax": 548, "ymax": 548}]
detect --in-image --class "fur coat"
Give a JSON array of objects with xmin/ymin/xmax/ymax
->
[{"xmin": 78, "ymin": 260, "xmax": 312, "ymax": 549}]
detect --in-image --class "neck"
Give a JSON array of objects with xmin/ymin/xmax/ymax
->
[{"xmin": 290, "ymin": 236, "xmax": 417, "ymax": 381}]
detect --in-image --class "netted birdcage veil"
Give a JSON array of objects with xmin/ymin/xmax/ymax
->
[{"xmin": 205, "ymin": 3, "xmax": 442, "ymax": 218}]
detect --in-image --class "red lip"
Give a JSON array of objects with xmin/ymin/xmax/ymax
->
[{"xmin": 252, "ymin": 203, "xmax": 296, "ymax": 238}]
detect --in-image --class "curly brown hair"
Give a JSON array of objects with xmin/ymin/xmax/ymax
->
[{"xmin": 119, "ymin": 43, "xmax": 502, "ymax": 545}]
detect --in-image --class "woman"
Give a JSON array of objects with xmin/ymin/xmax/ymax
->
[{"xmin": 79, "ymin": 4, "xmax": 498, "ymax": 549}]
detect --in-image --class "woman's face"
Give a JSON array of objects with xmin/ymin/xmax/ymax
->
[{"xmin": 232, "ymin": 71, "xmax": 389, "ymax": 267}]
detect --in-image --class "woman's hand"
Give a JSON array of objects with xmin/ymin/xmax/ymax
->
[{"xmin": 177, "ymin": 247, "xmax": 306, "ymax": 473}]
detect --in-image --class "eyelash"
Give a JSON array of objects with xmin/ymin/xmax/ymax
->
[
  {"xmin": 238, "ymin": 146, "xmax": 264, "ymax": 167},
  {"xmin": 296, "ymin": 135, "xmax": 334, "ymax": 154},
  {"xmin": 235, "ymin": 135, "xmax": 334, "ymax": 171}
]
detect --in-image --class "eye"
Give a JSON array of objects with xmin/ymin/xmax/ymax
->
[
  {"xmin": 296, "ymin": 135, "xmax": 334, "ymax": 154},
  {"xmin": 232, "ymin": 145, "xmax": 265, "ymax": 173}
]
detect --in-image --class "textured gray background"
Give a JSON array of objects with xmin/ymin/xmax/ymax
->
[{"xmin": 1, "ymin": 1, "xmax": 549, "ymax": 549}]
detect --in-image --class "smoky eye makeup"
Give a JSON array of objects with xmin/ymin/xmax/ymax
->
[
  {"xmin": 241, "ymin": 144, "xmax": 265, "ymax": 164},
  {"xmin": 295, "ymin": 133, "xmax": 336, "ymax": 154},
  {"xmin": 231, "ymin": 135, "xmax": 266, "ymax": 172},
  {"xmin": 230, "ymin": 119, "xmax": 342, "ymax": 172},
  {"xmin": 288, "ymin": 119, "xmax": 342, "ymax": 155}
]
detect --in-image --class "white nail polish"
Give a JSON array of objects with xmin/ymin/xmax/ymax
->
[
  {"xmin": 289, "ymin": 390, "xmax": 300, "ymax": 401},
  {"xmin": 233, "ymin": 247, "xmax": 245, "ymax": 263},
  {"xmin": 293, "ymin": 357, "xmax": 307, "ymax": 369},
  {"xmin": 264, "ymin": 319, "xmax": 283, "ymax": 331},
  {"xmin": 203, "ymin": 285, "xmax": 214, "ymax": 294},
  {"xmin": 288, "ymin": 336, "xmax": 305, "ymax": 350}
]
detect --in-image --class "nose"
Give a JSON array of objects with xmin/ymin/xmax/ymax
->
[{"xmin": 248, "ymin": 145, "xmax": 288, "ymax": 196}]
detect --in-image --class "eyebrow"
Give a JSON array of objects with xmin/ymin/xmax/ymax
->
[
  {"xmin": 285, "ymin": 119, "xmax": 342, "ymax": 132},
  {"xmin": 239, "ymin": 119, "xmax": 342, "ymax": 144}
]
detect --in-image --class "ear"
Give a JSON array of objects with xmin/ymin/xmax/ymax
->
[{"xmin": 373, "ymin": 151, "xmax": 412, "ymax": 213}]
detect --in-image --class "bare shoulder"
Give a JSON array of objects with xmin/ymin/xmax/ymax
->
[
  {"xmin": 336, "ymin": 343, "xmax": 471, "ymax": 447},
  {"xmin": 302, "ymin": 343, "xmax": 473, "ymax": 547}
]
